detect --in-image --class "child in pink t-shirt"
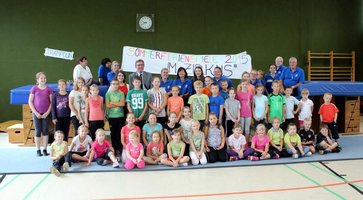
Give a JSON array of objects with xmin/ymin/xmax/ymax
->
[
  {"xmin": 86, "ymin": 129, "xmax": 119, "ymax": 168},
  {"xmin": 121, "ymin": 113, "xmax": 141, "ymax": 162},
  {"xmin": 143, "ymin": 131, "xmax": 166, "ymax": 165},
  {"xmin": 236, "ymin": 79, "xmax": 253, "ymax": 142},
  {"xmin": 246, "ymin": 124, "xmax": 277, "ymax": 161},
  {"xmin": 124, "ymin": 130, "xmax": 145, "ymax": 170}
]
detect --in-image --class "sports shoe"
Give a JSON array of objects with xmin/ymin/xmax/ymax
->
[
  {"xmin": 248, "ymin": 156, "xmax": 259, "ymax": 161},
  {"xmin": 305, "ymin": 152, "xmax": 312, "ymax": 157},
  {"xmin": 43, "ymin": 150, "xmax": 49, "ymax": 156},
  {"xmin": 112, "ymin": 162, "xmax": 120, "ymax": 168},
  {"xmin": 37, "ymin": 150, "xmax": 43, "ymax": 157},
  {"xmin": 319, "ymin": 150, "xmax": 324, "ymax": 155},
  {"xmin": 292, "ymin": 153, "xmax": 299, "ymax": 159},
  {"xmin": 273, "ymin": 154, "xmax": 280, "ymax": 159},
  {"xmin": 62, "ymin": 162, "xmax": 69, "ymax": 171},
  {"xmin": 50, "ymin": 166, "xmax": 61, "ymax": 177},
  {"xmin": 229, "ymin": 156, "xmax": 238, "ymax": 161},
  {"xmin": 179, "ymin": 163, "xmax": 188, "ymax": 167}
]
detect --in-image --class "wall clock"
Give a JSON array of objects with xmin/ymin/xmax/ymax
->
[{"xmin": 136, "ymin": 14, "xmax": 155, "ymax": 32}]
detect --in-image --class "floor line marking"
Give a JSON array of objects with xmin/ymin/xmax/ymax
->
[
  {"xmin": 22, "ymin": 174, "xmax": 50, "ymax": 200},
  {"xmin": 0, "ymin": 175, "xmax": 20, "ymax": 192}
]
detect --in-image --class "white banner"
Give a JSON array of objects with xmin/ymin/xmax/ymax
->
[
  {"xmin": 44, "ymin": 48, "xmax": 74, "ymax": 60},
  {"xmin": 121, "ymin": 46, "xmax": 252, "ymax": 79}
]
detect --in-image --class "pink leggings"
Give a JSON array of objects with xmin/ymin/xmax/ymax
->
[{"xmin": 124, "ymin": 158, "xmax": 145, "ymax": 170}]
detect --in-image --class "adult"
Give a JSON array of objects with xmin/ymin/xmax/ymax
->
[
  {"xmin": 249, "ymin": 69, "xmax": 261, "ymax": 87},
  {"xmin": 264, "ymin": 64, "xmax": 277, "ymax": 94},
  {"xmin": 98, "ymin": 58, "xmax": 112, "ymax": 85},
  {"xmin": 279, "ymin": 57, "xmax": 305, "ymax": 96},
  {"xmin": 107, "ymin": 61, "xmax": 121, "ymax": 83},
  {"xmin": 172, "ymin": 67, "xmax": 192, "ymax": 105},
  {"xmin": 160, "ymin": 68, "xmax": 173, "ymax": 94},
  {"xmin": 212, "ymin": 66, "xmax": 233, "ymax": 90},
  {"xmin": 128, "ymin": 59, "xmax": 152, "ymax": 90},
  {"xmin": 192, "ymin": 66, "xmax": 205, "ymax": 94},
  {"xmin": 73, "ymin": 56, "xmax": 93, "ymax": 86},
  {"xmin": 275, "ymin": 56, "xmax": 286, "ymax": 80}
]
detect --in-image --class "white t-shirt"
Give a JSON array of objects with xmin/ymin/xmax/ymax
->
[
  {"xmin": 73, "ymin": 64, "xmax": 93, "ymax": 84},
  {"xmin": 71, "ymin": 135, "xmax": 93, "ymax": 153},
  {"xmin": 299, "ymin": 99, "xmax": 314, "ymax": 120},
  {"xmin": 285, "ymin": 95, "xmax": 300, "ymax": 119},
  {"xmin": 179, "ymin": 118, "xmax": 192, "ymax": 140},
  {"xmin": 69, "ymin": 90, "xmax": 82, "ymax": 117},
  {"xmin": 228, "ymin": 134, "xmax": 246, "ymax": 151}
]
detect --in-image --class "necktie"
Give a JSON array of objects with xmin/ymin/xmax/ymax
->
[{"xmin": 139, "ymin": 73, "xmax": 144, "ymax": 89}]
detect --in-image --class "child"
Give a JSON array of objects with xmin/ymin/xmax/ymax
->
[
  {"xmin": 201, "ymin": 76, "xmax": 213, "ymax": 96},
  {"xmin": 236, "ymin": 79, "xmax": 253, "ymax": 142},
  {"xmin": 209, "ymin": 83, "xmax": 224, "ymax": 125},
  {"xmin": 142, "ymin": 113, "xmax": 163, "ymax": 146},
  {"xmin": 298, "ymin": 117, "xmax": 316, "ymax": 154},
  {"xmin": 319, "ymin": 92, "xmax": 340, "ymax": 144},
  {"xmin": 252, "ymin": 84, "xmax": 268, "ymax": 127},
  {"xmin": 86, "ymin": 84, "xmax": 104, "ymax": 141},
  {"xmin": 161, "ymin": 130, "xmax": 190, "ymax": 167},
  {"xmin": 267, "ymin": 117, "xmax": 285, "ymax": 157},
  {"xmin": 179, "ymin": 106, "xmax": 193, "ymax": 155},
  {"xmin": 224, "ymin": 88, "xmax": 240, "ymax": 137},
  {"xmin": 50, "ymin": 131, "xmax": 71, "ymax": 176},
  {"xmin": 126, "ymin": 76, "xmax": 148, "ymax": 129},
  {"xmin": 297, "ymin": 88, "xmax": 314, "ymax": 128},
  {"xmin": 204, "ymin": 112, "xmax": 227, "ymax": 163},
  {"xmin": 124, "ymin": 130, "xmax": 145, "ymax": 170},
  {"xmin": 69, "ymin": 77, "xmax": 85, "ymax": 135},
  {"xmin": 282, "ymin": 86, "xmax": 300, "ymax": 131},
  {"xmin": 143, "ymin": 131, "xmax": 166, "ymax": 164},
  {"xmin": 105, "ymin": 79, "xmax": 125, "ymax": 157},
  {"xmin": 219, "ymin": 80, "xmax": 229, "ymax": 100},
  {"xmin": 86, "ymin": 129, "xmax": 120, "ymax": 168},
  {"xmin": 257, "ymin": 70, "xmax": 265, "ymax": 85},
  {"xmin": 189, "ymin": 120, "xmax": 207, "ymax": 165},
  {"xmin": 246, "ymin": 124, "xmax": 275, "ymax": 161},
  {"xmin": 268, "ymin": 80, "xmax": 286, "ymax": 128},
  {"xmin": 52, "ymin": 79, "xmax": 71, "ymax": 141},
  {"xmin": 167, "ymin": 86, "xmax": 184, "ymax": 121},
  {"xmin": 28, "ymin": 72, "xmax": 53, "ymax": 156},
  {"xmin": 77, "ymin": 85, "xmax": 89, "ymax": 128},
  {"xmin": 116, "ymin": 71, "xmax": 129, "ymax": 97},
  {"xmin": 147, "ymin": 76, "xmax": 168, "ymax": 125},
  {"xmin": 188, "ymin": 80, "xmax": 210, "ymax": 128},
  {"xmin": 121, "ymin": 113, "xmax": 141, "ymax": 162},
  {"xmin": 226, "ymin": 124, "xmax": 247, "ymax": 160},
  {"xmin": 69, "ymin": 125, "xmax": 93, "ymax": 163},
  {"xmin": 284, "ymin": 123, "xmax": 312, "ymax": 158},
  {"xmin": 316, "ymin": 125, "xmax": 340, "ymax": 154},
  {"xmin": 163, "ymin": 112, "xmax": 181, "ymax": 143}
]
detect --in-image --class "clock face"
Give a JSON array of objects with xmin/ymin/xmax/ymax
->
[{"xmin": 139, "ymin": 16, "xmax": 153, "ymax": 30}]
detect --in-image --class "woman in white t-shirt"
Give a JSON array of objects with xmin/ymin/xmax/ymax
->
[{"xmin": 73, "ymin": 56, "xmax": 93, "ymax": 86}]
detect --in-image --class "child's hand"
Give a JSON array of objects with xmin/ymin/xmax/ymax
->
[
  {"xmin": 205, "ymin": 147, "xmax": 210, "ymax": 152},
  {"xmin": 172, "ymin": 160, "xmax": 178, "ymax": 167},
  {"xmin": 238, "ymin": 152, "xmax": 244, "ymax": 159},
  {"xmin": 42, "ymin": 112, "xmax": 49, "ymax": 119},
  {"xmin": 292, "ymin": 149, "xmax": 297, "ymax": 154},
  {"xmin": 133, "ymin": 159, "xmax": 138, "ymax": 164},
  {"xmin": 278, "ymin": 146, "xmax": 283, "ymax": 151},
  {"xmin": 35, "ymin": 112, "xmax": 42, "ymax": 119},
  {"xmin": 52, "ymin": 119, "xmax": 58, "ymax": 125},
  {"xmin": 261, "ymin": 152, "xmax": 267, "ymax": 157},
  {"xmin": 301, "ymin": 151, "xmax": 305, "ymax": 156}
]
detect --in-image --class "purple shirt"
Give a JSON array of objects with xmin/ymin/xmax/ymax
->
[
  {"xmin": 52, "ymin": 92, "xmax": 70, "ymax": 119},
  {"xmin": 30, "ymin": 85, "xmax": 53, "ymax": 113}
]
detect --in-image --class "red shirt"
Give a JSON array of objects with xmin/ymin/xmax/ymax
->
[{"xmin": 319, "ymin": 103, "xmax": 339, "ymax": 123}]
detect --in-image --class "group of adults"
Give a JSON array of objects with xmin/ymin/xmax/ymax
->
[{"xmin": 72, "ymin": 55, "xmax": 305, "ymax": 96}]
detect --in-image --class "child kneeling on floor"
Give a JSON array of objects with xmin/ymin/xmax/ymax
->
[
  {"xmin": 284, "ymin": 123, "xmax": 312, "ymax": 159},
  {"xmin": 50, "ymin": 130, "xmax": 71, "ymax": 177},
  {"xmin": 316, "ymin": 125, "xmax": 340, "ymax": 154},
  {"xmin": 124, "ymin": 130, "xmax": 145, "ymax": 170},
  {"xmin": 161, "ymin": 129, "xmax": 190, "ymax": 167},
  {"xmin": 86, "ymin": 129, "xmax": 120, "ymax": 168}
]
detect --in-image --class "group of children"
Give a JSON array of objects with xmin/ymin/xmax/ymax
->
[{"xmin": 28, "ymin": 70, "xmax": 342, "ymax": 176}]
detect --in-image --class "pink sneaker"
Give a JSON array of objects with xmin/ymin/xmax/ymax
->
[{"xmin": 248, "ymin": 156, "xmax": 259, "ymax": 161}]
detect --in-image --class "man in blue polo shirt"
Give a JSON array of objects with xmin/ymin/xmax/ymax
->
[
  {"xmin": 212, "ymin": 66, "xmax": 233, "ymax": 90},
  {"xmin": 275, "ymin": 56, "xmax": 286, "ymax": 80},
  {"xmin": 279, "ymin": 57, "xmax": 305, "ymax": 96}
]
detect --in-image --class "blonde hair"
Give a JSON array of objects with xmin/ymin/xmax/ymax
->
[
  {"xmin": 90, "ymin": 84, "xmax": 99, "ymax": 90},
  {"xmin": 303, "ymin": 117, "xmax": 312, "ymax": 123},
  {"xmin": 77, "ymin": 124, "xmax": 89, "ymax": 134},
  {"xmin": 58, "ymin": 79, "xmax": 67, "ymax": 85},
  {"xmin": 35, "ymin": 72, "xmax": 46, "ymax": 84},
  {"xmin": 96, "ymin": 128, "xmax": 105, "ymax": 136},
  {"xmin": 129, "ymin": 130, "xmax": 139, "ymax": 139},
  {"xmin": 73, "ymin": 77, "xmax": 85, "ymax": 90},
  {"xmin": 324, "ymin": 92, "xmax": 332, "ymax": 97},
  {"xmin": 193, "ymin": 80, "xmax": 203, "ymax": 87},
  {"xmin": 54, "ymin": 130, "xmax": 64, "ymax": 137},
  {"xmin": 301, "ymin": 88, "xmax": 309, "ymax": 95},
  {"xmin": 256, "ymin": 124, "xmax": 266, "ymax": 132}
]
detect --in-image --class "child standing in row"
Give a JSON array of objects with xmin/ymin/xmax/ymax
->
[
  {"xmin": 268, "ymin": 80, "xmax": 286, "ymax": 128},
  {"xmin": 201, "ymin": 76, "xmax": 213, "ymax": 96},
  {"xmin": 29, "ymin": 72, "xmax": 53, "ymax": 156},
  {"xmin": 69, "ymin": 125, "xmax": 92, "ymax": 163},
  {"xmin": 50, "ymin": 131, "xmax": 70, "ymax": 176},
  {"xmin": 236, "ymin": 79, "xmax": 253, "ymax": 142},
  {"xmin": 224, "ymin": 88, "xmax": 240, "ymax": 137},
  {"xmin": 161, "ymin": 130, "xmax": 190, "ymax": 167},
  {"xmin": 143, "ymin": 131, "xmax": 165, "ymax": 164},
  {"xmin": 209, "ymin": 83, "xmax": 224, "ymax": 125},
  {"xmin": 147, "ymin": 76, "xmax": 168, "ymax": 125},
  {"xmin": 86, "ymin": 84, "xmax": 105, "ymax": 140},
  {"xmin": 189, "ymin": 120, "xmax": 207, "ymax": 165},
  {"xmin": 52, "ymin": 79, "xmax": 71, "ymax": 141},
  {"xmin": 219, "ymin": 80, "xmax": 229, "ymax": 100},
  {"xmin": 297, "ymin": 88, "xmax": 314, "ymax": 128},
  {"xmin": 298, "ymin": 117, "xmax": 316, "ymax": 154},
  {"xmin": 77, "ymin": 85, "xmax": 89, "ymax": 127},
  {"xmin": 319, "ymin": 92, "xmax": 340, "ymax": 144},
  {"xmin": 226, "ymin": 124, "xmax": 247, "ymax": 160},
  {"xmin": 189, "ymin": 80, "xmax": 210, "ymax": 128},
  {"xmin": 253, "ymin": 84, "xmax": 268, "ymax": 127},
  {"xmin": 283, "ymin": 86, "xmax": 300, "ymax": 131},
  {"xmin": 124, "ymin": 131, "xmax": 145, "ymax": 170},
  {"xmin": 167, "ymin": 86, "xmax": 184, "ymax": 121},
  {"xmin": 284, "ymin": 123, "xmax": 312, "ymax": 158},
  {"xmin": 204, "ymin": 113, "xmax": 227, "ymax": 163},
  {"xmin": 126, "ymin": 76, "xmax": 148, "ymax": 129},
  {"xmin": 69, "ymin": 77, "xmax": 85, "ymax": 135}
]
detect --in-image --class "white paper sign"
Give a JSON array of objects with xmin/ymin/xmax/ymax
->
[
  {"xmin": 121, "ymin": 46, "xmax": 252, "ymax": 79},
  {"xmin": 44, "ymin": 48, "xmax": 74, "ymax": 60}
]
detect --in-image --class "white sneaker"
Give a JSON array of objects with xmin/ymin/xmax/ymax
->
[
  {"xmin": 305, "ymin": 152, "xmax": 312, "ymax": 157},
  {"xmin": 50, "ymin": 166, "xmax": 61, "ymax": 177},
  {"xmin": 112, "ymin": 162, "xmax": 120, "ymax": 168},
  {"xmin": 292, "ymin": 153, "xmax": 299, "ymax": 159},
  {"xmin": 62, "ymin": 162, "xmax": 69, "ymax": 171},
  {"xmin": 179, "ymin": 163, "xmax": 188, "ymax": 167}
]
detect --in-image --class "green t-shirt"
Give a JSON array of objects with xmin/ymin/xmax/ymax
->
[
  {"xmin": 105, "ymin": 90, "xmax": 125, "ymax": 118},
  {"xmin": 188, "ymin": 94, "xmax": 210, "ymax": 120},
  {"xmin": 268, "ymin": 93, "xmax": 285, "ymax": 123},
  {"xmin": 284, "ymin": 133, "xmax": 301, "ymax": 149},
  {"xmin": 126, "ymin": 89, "xmax": 148, "ymax": 120},
  {"xmin": 189, "ymin": 131, "xmax": 203, "ymax": 151},
  {"xmin": 267, "ymin": 128, "xmax": 284, "ymax": 145}
]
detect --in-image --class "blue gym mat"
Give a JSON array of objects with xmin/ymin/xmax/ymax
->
[{"xmin": 1, "ymin": 135, "xmax": 362, "ymax": 174}]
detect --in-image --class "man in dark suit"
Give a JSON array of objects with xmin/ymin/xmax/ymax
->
[{"xmin": 128, "ymin": 59, "xmax": 152, "ymax": 90}]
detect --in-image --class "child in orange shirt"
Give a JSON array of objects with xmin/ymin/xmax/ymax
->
[
  {"xmin": 201, "ymin": 76, "xmax": 213, "ymax": 96},
  {"xmin": 167, "ymin": 85, "xmax": 184, "ymax": 121}
]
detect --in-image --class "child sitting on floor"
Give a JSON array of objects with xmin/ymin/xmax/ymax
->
[
  {"xmin": 226, "ymin": 124, "xmax": 247, "ymax": 161},
  {"xmin": 246, "ymin": 124, "xmax": 276, "ymax": 161},
  {"xmin": 143, "ymin": 131, "xmax": 166, "ymax": 165},
  {"xmin": 124, "ymin": 130, "xmax": 145, "ymax": 170},
  {"xmin": 316, "ymin": 125, "xmax": 340, "ymax": 154},
  {"xmin": 298, "ymin": 117, "xmax": 316, "ymax": 154},
  {"xmin": 161, "ymin": 130, "xmax": 190, "ymax": 167},
  {"xmin": 284, "ymin": 123, "xmax": 312, "ymax": 159},
  {"xmin": 50, "ymin": 130, "xmax": 71, "ymax": 177},
  {"xmin": 69, "ymin": 125, "xmax": 93, "ymax": 163}
]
